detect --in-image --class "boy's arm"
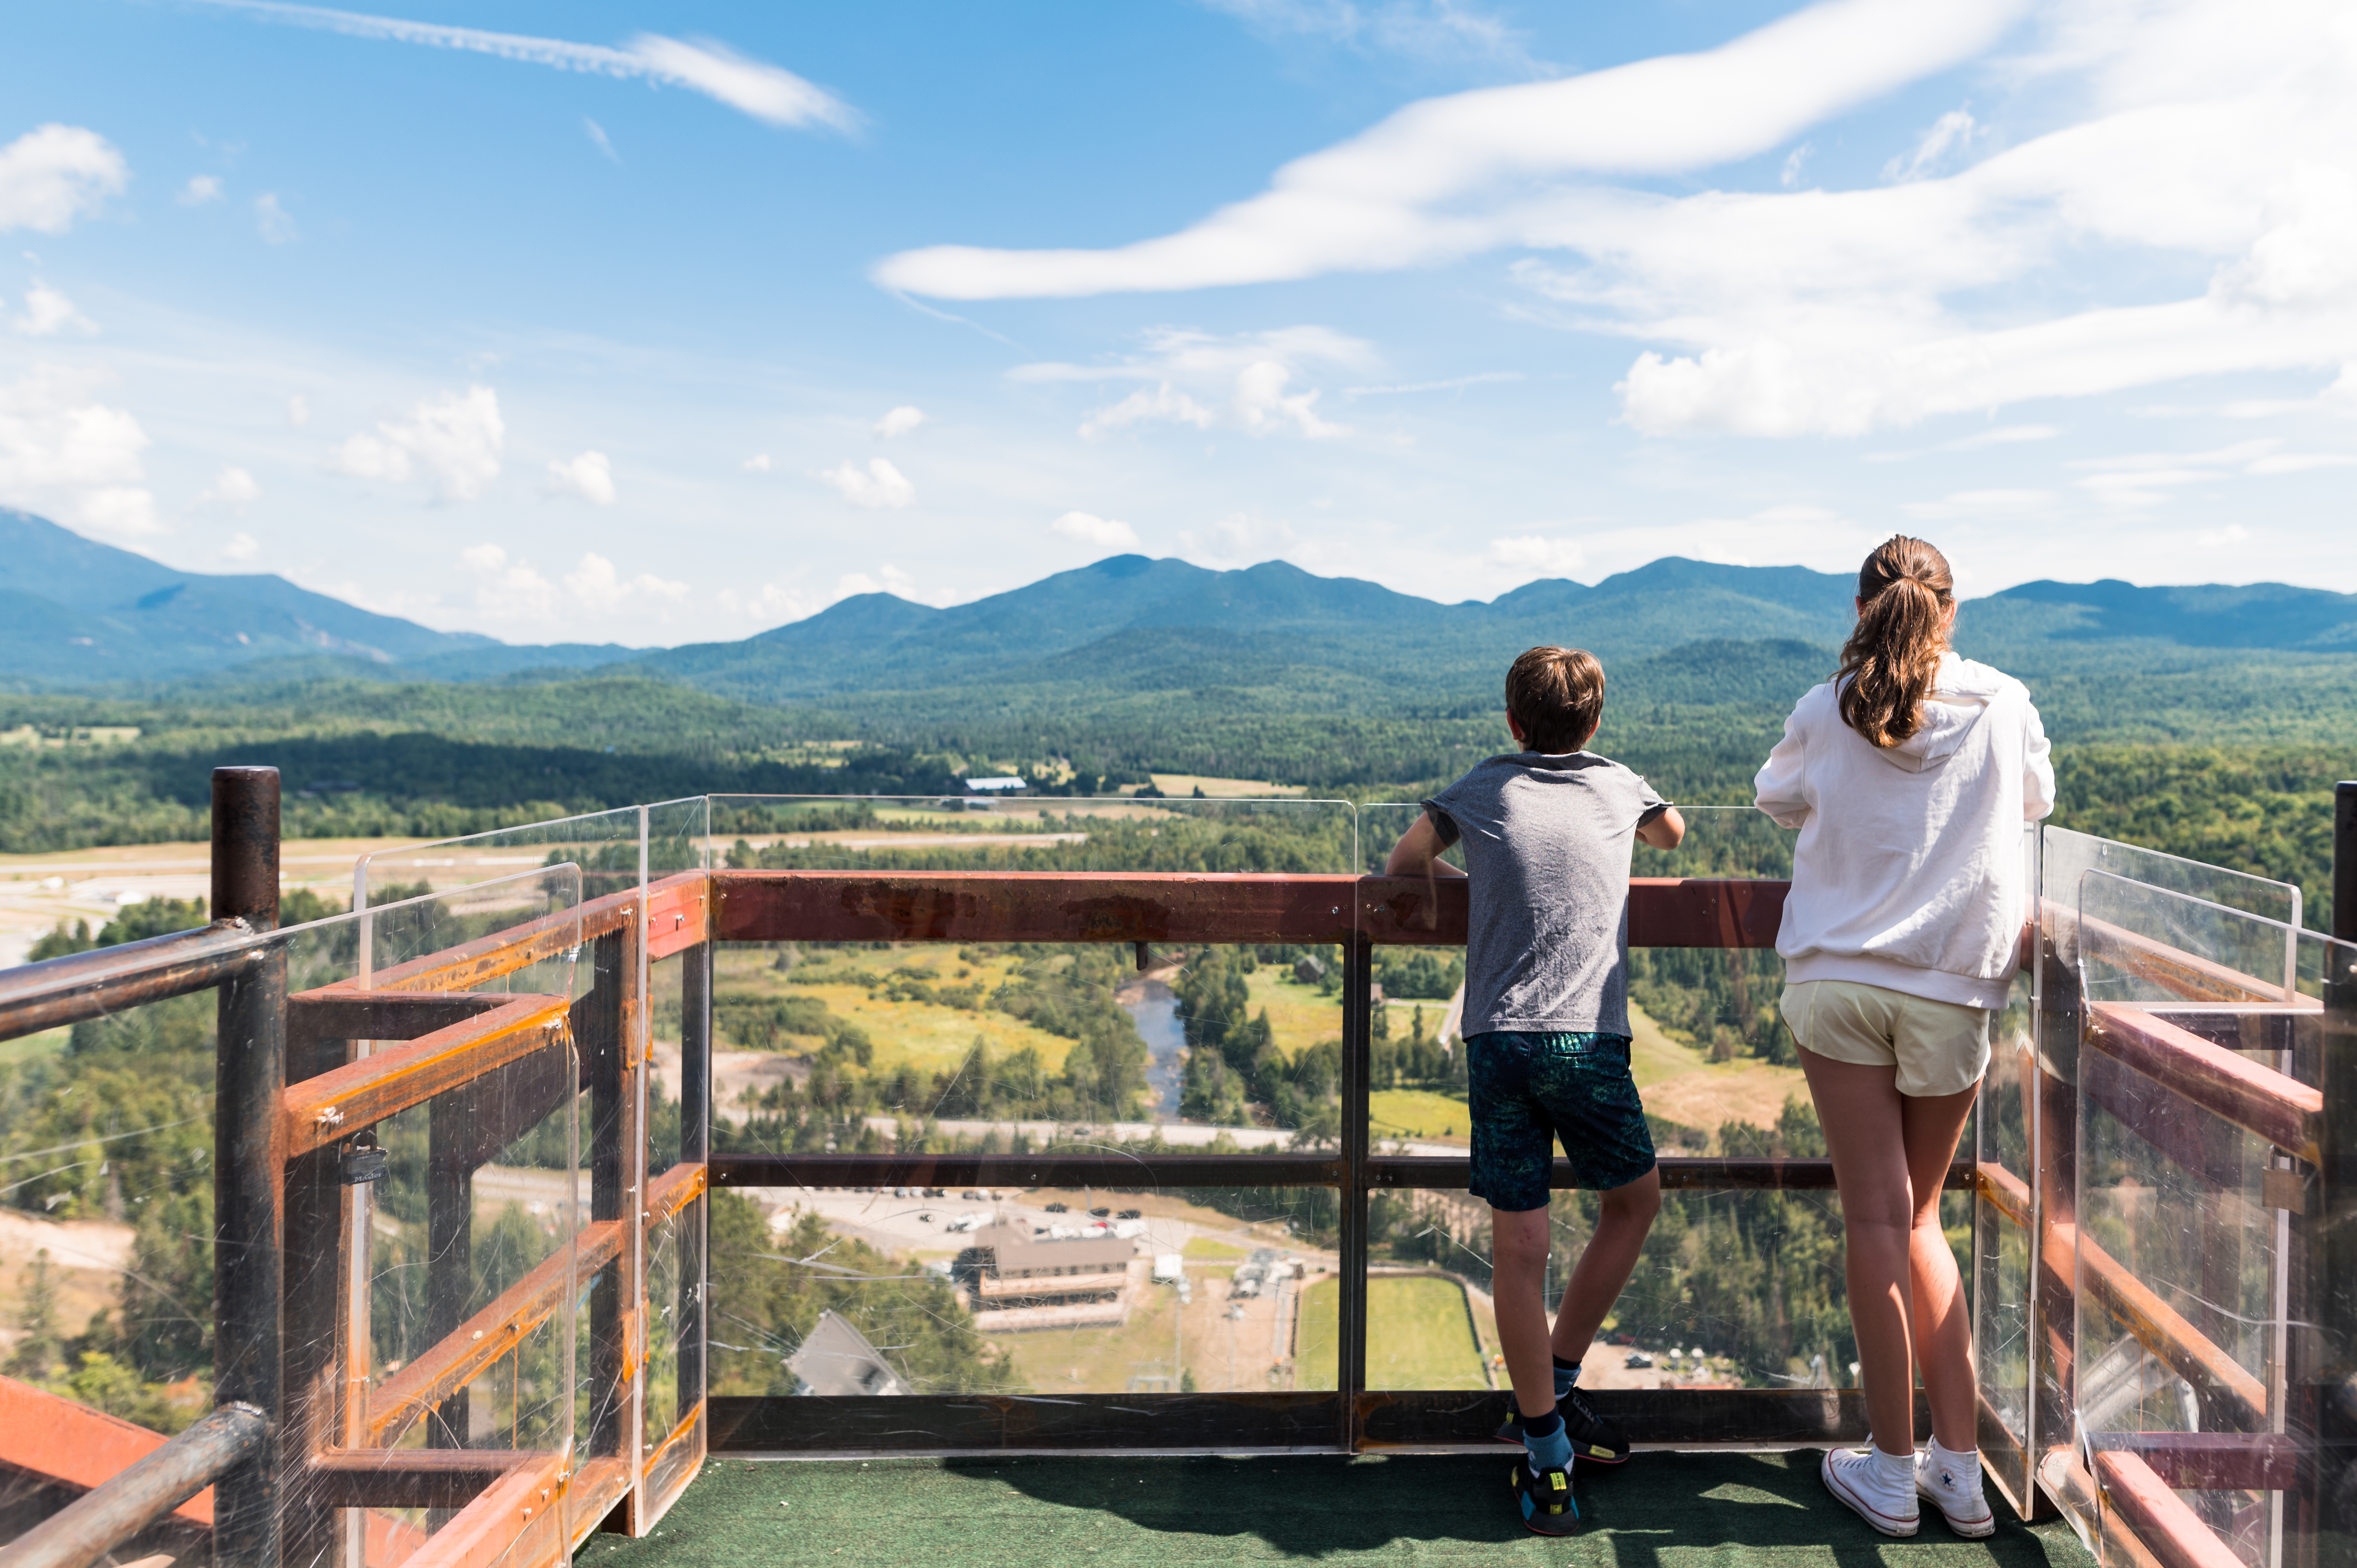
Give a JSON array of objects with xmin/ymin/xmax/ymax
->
[
  {"xmin": 1384, "ymin": 811, "xmax": 1467, "ymax": 878},
  {"xmin": 1636, "ymin": 805, "xmax": 1685, "ymax": 849}
]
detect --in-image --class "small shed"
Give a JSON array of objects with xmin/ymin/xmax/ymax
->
[{"xmin": 1294, "ymin": 955, "xmax": 1325, "ymax": 985}]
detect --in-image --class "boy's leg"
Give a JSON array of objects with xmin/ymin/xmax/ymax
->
[
  {"xmin": 1490, "ymin": 1203, "xmax": 1558, "ymax": 1422},
  {"xmin": 1550, "ymin": 1166, "xmax": 1663, "ymax": 1361}
]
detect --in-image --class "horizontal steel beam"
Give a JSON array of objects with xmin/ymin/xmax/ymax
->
[
  {"xmin": 372, "ymin": 1219, "xmax": 625, "ymax": 1447},
  {"xmin": 710, "ymin": 871, "xmax": 1791, "ymax": 949},
  {"xmin": 2094, "ymin": 1450, "xmax": 2247, "ymax": 1568},
  {"xmin": 2058, "ymin": 1220, "xmax": 2267, "ymax": 1430},
  {"xmin": 2087, "ymin": 1002, "xmax": 2321, "ymax": 1163},
  {"xmin": 305, "ymin": 1449, "xmax": 553, "ymax": 1510},
  {"xmin": 712, "ymin": 1152, "xmax": 1342, "ymax": 1189},
  {"xmin": 0, "ymin": 922, "xmax": 261, "ymax": 1044},
  {"xmin": 711, "ymin": 1152, "xmax": 1969, "ymax": 1192},
  {"xmin": 0, "ymin": 1403, "xmax": 264, "ymax": 1568},
  {"xmin": 286, "ymin": 990, "xmax": 514, "ymax": 1061},
  {"xmin": 2093, "ymin": 1433, "xmax": 2306, "ymax": 1492},
  {"xmin": 281, "ymin": 996, "xmax": 572, "ymax": 1157}
]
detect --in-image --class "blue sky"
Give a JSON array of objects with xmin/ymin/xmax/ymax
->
[{"xmin": 2, "ymin": 0, "xmax": 2352, "ymax": 646}]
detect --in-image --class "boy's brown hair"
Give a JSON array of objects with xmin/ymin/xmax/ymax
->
[{"xmin": 1504, "ymin": 646, "xmax": 1606, "ymax": 754}]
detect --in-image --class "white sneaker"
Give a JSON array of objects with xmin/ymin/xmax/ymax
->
[
  {"xmin": 1822, "ymin": 1446, "xmax": 1920, "ymax": 1537},
  {"xmin": 1915, "ymin": 1442, "xmax": 1996, "ymax": 1538}
]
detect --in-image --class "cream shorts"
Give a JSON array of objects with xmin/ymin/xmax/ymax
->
[{"xmin": 1779, "ymin": 980, "xmax": 1992, "ymax": 1098}]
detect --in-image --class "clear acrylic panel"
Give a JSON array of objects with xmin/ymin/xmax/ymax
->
[
  {"xmin": 354, "ymin": 803, "xmax": 645, "ymax": 911},
  {"xmin": 705, "ymin": 792, "xmax": 1354, "ymax": 874},
  {"xmin": 0, "ymin": 870, "xmax": 586, "ymax": 1566},
  {"xmin": 708, "ymin": 1184, "xmax": 1337, "ymax": 1397},
  {"xmin": 2043, "ymin": 826, "xmax": 2302, "ymax": 944},
  {"xmin": 2079, "ymin": 869, "xmax": 2299, "ymax": 1006}
]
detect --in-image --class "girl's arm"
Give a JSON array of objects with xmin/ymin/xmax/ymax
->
[
  {"xmin": 2022, "ymin": 698, "xmax": 2056, "ymax": 821},
  {"xmin": 1754, "ymin": 703, "xmax": 1812, "ymax": 828},
  {"xmin": 1384, "ymin": 811, "xmax": 1467, "ymax": 878}
]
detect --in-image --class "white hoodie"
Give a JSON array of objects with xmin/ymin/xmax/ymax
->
[{"xmin": 1754, "ymin": 652, "xmax": 2056, "ymax": 1010}]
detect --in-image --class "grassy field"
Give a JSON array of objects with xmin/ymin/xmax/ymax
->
[
  {"xmin": 712, "ymin": 946, "xmax": 1080, "ymax": 1077},
  {"xmin": 1239, "ymin": 966, "xmax": 1346, "ymax": 1057},
  {"xmin": 1183, "ymin": 1236, "xmax": 1246, "ymax": 1260},
  {"xmin": 1296, "ymin": 1274, "xmax": 1490, "ymax": 1391},
  {"xmin": 1369, "ymin": 1088, "xmax": 1470, "ymax": 1141},
  {"xmin": 0, "ymin": 1026, "xmax": 68, "ymax": 1066}
]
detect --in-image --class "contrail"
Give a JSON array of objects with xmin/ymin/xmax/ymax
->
[{"xmin": 186, "ymin": 0, "xmax": 858, "ymax": 132}]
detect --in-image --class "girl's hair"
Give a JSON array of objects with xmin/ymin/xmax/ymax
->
[{"xmin": 1836, "ymin": 536, "xmax": 1955, "ymax": 748}]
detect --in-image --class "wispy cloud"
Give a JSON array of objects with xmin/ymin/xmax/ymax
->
[
  {"xmin": 1018, "ymin": 326, "xmax": 1372, "ymax": 441},
  {"xmin": 190, "ymin": 0, "xmax": 858, "ymax": 132}
]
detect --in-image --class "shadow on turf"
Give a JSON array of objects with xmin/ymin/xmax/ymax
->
[{"xmin": 949, "ymin": 1450, "xmax": 2074, "ymax": 1562}]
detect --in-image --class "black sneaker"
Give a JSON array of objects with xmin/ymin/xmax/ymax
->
[
  {"xmin": 1512, "ymin": 1459, "xmax": 1579, "ymax": 1535},
  {"xmin": 1493, "ymin": 1387, "xmax": 1630, "ymax": 1464}
]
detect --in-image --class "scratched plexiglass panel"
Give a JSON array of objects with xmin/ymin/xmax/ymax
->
[
  {"xmin": 355, "ymin": 804, "xmax": 645, "ymax": 909},
  {"xmin": 704, "ymin": 793, "xmax": 1355, "ymax": 875},
  {"xmin": 2074, "ymin": 871, "xmax": 2315, "ymax": 1568},
  {"xmin": 708, "ymin": 1185, "xmax": 1339, "ymax": 1404}
]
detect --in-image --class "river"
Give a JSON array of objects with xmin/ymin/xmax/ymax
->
[{"xmin": 1124, "ymin": 977, "xmax": 1187, "ymax": 1118}]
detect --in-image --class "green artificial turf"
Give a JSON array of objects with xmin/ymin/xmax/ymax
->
[{"xmin": 581, "ymin": 1450, "xmax": 2096, "ymax": 1568}]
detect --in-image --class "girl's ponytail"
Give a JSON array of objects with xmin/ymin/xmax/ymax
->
[{"xmin": 1836, "ymin": 536, "xmax": 1955, "ymax": 748}]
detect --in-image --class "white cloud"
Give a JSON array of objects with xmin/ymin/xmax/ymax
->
[
  {"xmin": 2197, "ymin": 522, "xmax": 2250, "ymax": 548},
  {"xmin": 194, "ymin": 2, "xmax": 858, "ymax": 132},
  {"xmin": 223, "ymin": 530, "xmax": 259, "ymax": 560},
  {"xmin": 876, "ymin": 0, "xmax": 2030, "ymax": 298},
  {"xmin": 1050, "ymin": 511, "xmax": 1141, "ymax": 550},
  {"xmin": 716, "ymin": 580, "xmax": 820, "ymax": 624},
  {"xmin": 564, "ymin": 551, "xmax": 686, "ymax": 610},
  {"xmin": 545, "ymin": 449, "xmax": 616, "ymax": 505},
  {"xmin": 12, "ymin": 283, "xmax": 95, "ymax": 337},
  {"xmin": 287, "ymin": 393, "xmax": 311, "ymax": 427},
  {"xmin": 329, "ymin": 385, "xmax": 504, "ymax": 499},
  {"xmin": 1024, "ymin": 326, "xmax": 1371, "ymax": 440},
  {"xmin": 818, "ymin": 456, "xmax": 914, "ymax": 508},
  {"xmin": 873, "ymin": 404, "xmax": 925, "ymax": 438},
  {"xmin": 833, "ymin": 564, "xmax": 930, "ymax": 601},
  {"xmin": 741, "ymin": 453, "xmax": 772, "ymax": 471},
  {"xmin": 1883, "ymin": 108, "xmax": 1978, "ymax": 184},
  {"xmin": 199, "ymin": 465, "xmax": 262, "ymax": 511},
  {"xmin": 883, "ymin": 0, "xmax": 2357, "ymax": 442},
  {"xmin": 1780, "ymin": 143, "xmax": 1813, "ymax": 189},
  {"xmin": 1487, "ymin": 534, "xmax": 1587, "ymax": 579},
  {"xmin": 583, "ymin": 117, "xmax": 619, "ymax": 163},
  {"xmin": 329, "ymin": 432, "xmax": 411, "ymax": 483},
  {"xmin": 77, "ymin": 486, "xmax": 162, "ymax": 540},
  {"xmin": 1203, "ymin": 0, "xmax": 1544, "ymax": 72},
  {"xmin": 179, "ymin": 174, "xmax": 224, "ymax": 205},
  {"xmin": 460, "ymin": 542, "xmax": 557, "ymax": 619},
  {"xmin": 1079, "ymin": 383, "xmax": 1218, "ymax": 439},
  {"xmin": 0, "ymin": 125, "xmax": 128, "ymax": 234},
  {"xmin": 460, "ymin": 542, "xmax": 508, "ymax": 572},
  {"xmin": 254, "ymin": 193, "xmax": 298, "ymax": 244},
  {"xmin": 0, "ymin": 367, "xmax": 152, "ymax": 537}
]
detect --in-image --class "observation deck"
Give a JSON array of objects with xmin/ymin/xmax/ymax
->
[{"xmin": 0, "ymin": 775, "xmax": 2349, "ymax": 1568}]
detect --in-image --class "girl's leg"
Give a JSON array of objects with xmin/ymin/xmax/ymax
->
[
  {"xmin": 1798, "ymin": 1046, "xmax": 1914, "ymax": 1455},
  {"xmin": 1901, "ymin": 1082, "xmax": 1982, "ymax": 1453}
]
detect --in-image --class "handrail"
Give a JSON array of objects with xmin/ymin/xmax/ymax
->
[
  {"xmin": 0, "ymin": 920, "xmax": 263, "ymax": 1044},
  {"xmin": 2084, "ymin": 1002, "xmax": 2322, "ymax": 1163},
  {"xmin": 0, "ymin": 1404, "xmax": 265, "ymax": 1568}
]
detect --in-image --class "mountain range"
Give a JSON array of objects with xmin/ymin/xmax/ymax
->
[{"xmin": 5, "ymin": 508, "xmax": 2355, "ymax": 701}]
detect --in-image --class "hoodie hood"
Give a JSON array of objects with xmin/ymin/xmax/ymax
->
[{"xmin": 1865, "ymin": 653, "xmax": 2006, "ymax": 775}]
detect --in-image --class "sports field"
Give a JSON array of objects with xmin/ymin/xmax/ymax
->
[{"xmin": 1296, "ymin": 1274, "xmax": 1491, "ymax": 1391}]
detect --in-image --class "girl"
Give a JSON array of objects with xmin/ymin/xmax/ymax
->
[{"xmin": 1755, "ymin": 535, "xmax": 2054, "ymax": 1538}]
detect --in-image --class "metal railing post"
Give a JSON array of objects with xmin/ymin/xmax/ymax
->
[
  {"xmin": 2319, "ymin": 782, "xmax": 2357, "ymax": 1559},
  {"xmin": 679, "ymin": 939, "xmax": 711, "ymax": 1424},
  {"xmin": 1338, "ymin": 935, "xmax": 1372, "ymax": 1451},
  {"xmin": 211, "ymin": 766, "xmax": 283, "ymax": 1568}
]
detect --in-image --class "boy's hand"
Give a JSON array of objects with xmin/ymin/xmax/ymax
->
[
  {"xmin": 1636, "ymin": 805, "xmax": 1686, "ymax": 850},
  {"xmin": 1384, "ymin": 812, "xmax": 1466, "ymax": 878}
]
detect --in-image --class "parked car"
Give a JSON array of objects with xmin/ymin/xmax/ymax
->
[
  {"xmin": 1089, "ymin": 1207, "xmax": 1111, "ymax": 1218},
  {"xmin": 1044, "ymin": 1203, "xmax": 1067, "ymax": 1213},
  {"xmin": 1624, "ymin": 1351, "xmax": 1654, "ymax": 1369},
  {"xmin": 1116, "ymin": 1209, "xmax": 1142, "ymax": 1220}
]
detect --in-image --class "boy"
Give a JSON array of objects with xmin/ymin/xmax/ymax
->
[{"xmin": 1386, "ymin": 645, "xmax": 1683, "ymax": 1535}]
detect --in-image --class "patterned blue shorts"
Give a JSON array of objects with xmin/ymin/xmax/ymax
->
[{"xmin": 1466, "ymin": 1030, "xmax": 1657, "ymax": 1212}]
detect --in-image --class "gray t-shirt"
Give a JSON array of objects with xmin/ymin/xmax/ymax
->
[{"xmin": 1422, "ymin": 752, "xmax": 1669, "ymax": 1037}]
